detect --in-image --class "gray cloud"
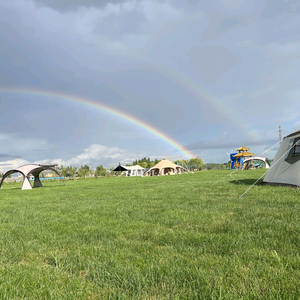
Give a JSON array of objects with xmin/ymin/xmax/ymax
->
[
  {"xmin": 167, "ymin": 0, "xmax": 202, "ymax": 13},
  {"xmin": 171, "ymin": 0, "xmax": 201, "ymax": 6},
  {"xmin": 0, "ymin": 154, "xmax": 21, "ymax": 159},
  {"xmin": 30, "ymin": 0, "xmax": 127, "ymax": 12},
  {"xmin": 186, "ymin": 45, "xmax": 241, "ymax": 83},
  {"xmin": 198, "ymin": 12, "xmax": 249, "ymax": 42},
  {"xmin": 30, "ymin": 0, "xmax": 201, "ymax": 14},
  {"xmin": 93, "ymin": 9, "xmax": 147, "ymax": 38},
  {"xmin": 216, "ymin": 16, "xmax": 245, "ymax": 33},
  {"xmin": 185, "ymin": 135, "xmax": 278, "ymax": 151},
  {"xmin": 261, "ymin": 0, "xmax": 300, "ymax": 19}
]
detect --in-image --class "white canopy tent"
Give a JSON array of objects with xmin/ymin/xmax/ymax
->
[{"xmin": 124, "ymin": 165, "xmax": 145, "ymax": 177}]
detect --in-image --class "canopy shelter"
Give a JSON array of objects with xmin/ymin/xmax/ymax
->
[
  {"xmin": 113, "ymin": 164, "xmax": 145, "ymax": 176},
  {"xmin": 146, "ymin": 158, "xmax": 187, "ymax": 176},
  {"xmin": 263, "ymin": 130, "xmax": 300, "ymax": 187},
  {"xmin": 0, "ymin": 164, "xmax": 63, "ymax": 190},
  {"xmin": 241, "ymin": 156, "xmax": 270, "ymax": 170}
]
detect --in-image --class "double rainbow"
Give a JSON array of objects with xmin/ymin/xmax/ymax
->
[{"xmin": 0, "ymin": 87, "xmax": 196, "ymax": 159}]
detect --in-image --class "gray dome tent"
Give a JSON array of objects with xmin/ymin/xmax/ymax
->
[
  {"xmin": 0, "ymin": 164, "xmax": 63, "ymax": 190},
  {"xmin": 263, "ymin": 130, "xmax": 300, "ymax": 187}
]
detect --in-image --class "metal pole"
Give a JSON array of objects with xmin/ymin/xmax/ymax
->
[{"xmin": 279, "ymin": 126, "xmax": 282, "ymax": 143}]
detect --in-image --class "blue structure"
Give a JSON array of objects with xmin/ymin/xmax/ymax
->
[{"xmin": 230, "ymin": 153, "xmax": 240, "ymax": 169}]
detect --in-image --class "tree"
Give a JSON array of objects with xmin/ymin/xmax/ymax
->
[
  {"xmin": 94, "ymin": 165, "xmax": 108, "ymax": 177},
  {"xmin": 78, "ymin": 165, "xmax": 91, "ymax": 178},
  {"xmin": 189, "ymin": 157, "xmax": 205, "ymax": 170},
  {"xmin": 173, "ymin": 159, "xmax": 188, "ymax": 166},
  {"xmin": 139, "ymin": 161, "xmax": 148, "ymax": 169},
  {"xmin": 148, "ymin": 160, "xmax": 158, "ymax": 168},
  {"xmin": 60, "ymin": 165, "xmax": 78, "ymax": 178},
  {"xmin": 127, "ymin": 157, "xmax": 160, "ymax": 169},
  {"xmin": 61, "ymin": 165, "xmax": 68, "ymax": 178},
  {"xmin": 67, "ymin": 166, "xmax": 77, "ymax": 178},
  {"xmin": 50, "ymin": 170, "xmax": 56, "ymax": 179}
]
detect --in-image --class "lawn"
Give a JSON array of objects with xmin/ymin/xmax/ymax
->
[{"xmin": 0, "ymin": 170, "xmax": 300, "ymax": 299}]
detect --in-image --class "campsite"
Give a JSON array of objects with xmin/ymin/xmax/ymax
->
[
  {"xmin": 1, "ymin": 1, "xmax": 300, "ymax": 298},
  {"xmin": 1, "ymin": 169, "xmax": 300, "ymax": 299}
]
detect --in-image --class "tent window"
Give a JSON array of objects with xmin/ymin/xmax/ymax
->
[
  {"xmin": 286, "ymin": 137, "xmax": 300, "ymax": 163},
  {"xmin": 292, "ymin": 144, "xmax": 300, "ymax": 157},
  {"xmin": 285, "ymin": 139, "xmax": 294, "ymax": 159}
]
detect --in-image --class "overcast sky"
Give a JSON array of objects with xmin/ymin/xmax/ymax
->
[{"xmin": 1, "ymin": 0, "xmax": 300, "ymax": 172}]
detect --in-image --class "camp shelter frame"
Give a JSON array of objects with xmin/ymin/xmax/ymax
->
[
  {"xmin": 241, "ymin": 156, "xmax": 270, "ymax": 170},
  {"xmin": 0, "ymin": 164, "xmax": 64, "ymax": 190}
]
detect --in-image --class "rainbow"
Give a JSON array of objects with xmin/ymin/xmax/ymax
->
[{"xmin": 0, "ymin": 87, "xmax": 196, "ymax": 159}]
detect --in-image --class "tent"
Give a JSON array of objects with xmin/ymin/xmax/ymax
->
[
  {"xmin": 112, "ymin": 164, "xmax": 145, "ymax": 176},
  {"xmin": 0, "ymin": 164, "xmax": 63, "ymax": 190},
  {"xmin": 113, "ymin": 165, "xmax": 128, "ymax": 172},
  {"xmin": 146, "ymin": 158, "xmax": 187, "ymax": 176},
  {"xmin": 124, "ymin": 165, "xmax": 145, "ymax": 177},
  {"xmin": 263, "ymin": 130, "xmax": 300, "ymax": 187}
]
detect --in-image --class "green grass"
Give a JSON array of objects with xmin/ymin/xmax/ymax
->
[{"xmin": 1, "ymin": 170, "xmax": 300, "ymax": 299}]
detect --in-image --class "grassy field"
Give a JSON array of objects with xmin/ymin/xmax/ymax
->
[{"xmin": 1, "ymin": 169, "xmax": 300, "ymax": 299}]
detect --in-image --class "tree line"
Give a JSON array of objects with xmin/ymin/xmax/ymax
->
[
  {"xmin": 59, "ymin": 164, "xmax": 111, "ymax": 178},
  {"xmin": 126, "ymin": 157, "xmax": 205, "ymax": 170}
]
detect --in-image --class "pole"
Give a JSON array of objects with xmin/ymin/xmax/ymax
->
[{"xmin": 279, "ymin": 126, "xmax": 282, "ymax": 143}]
